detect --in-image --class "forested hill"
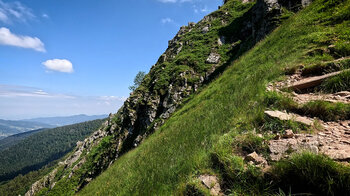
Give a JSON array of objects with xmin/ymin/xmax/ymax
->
[
  {"xmin": 0, "ymin": 119, "xmax": 105, "ymax": 182},
  {"xmin": 0, "ymin": 128, "xmax": 47, "ymax": 151}
]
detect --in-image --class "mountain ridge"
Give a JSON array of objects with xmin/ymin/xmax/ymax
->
[
  {"xmin": 0, "ymin": 119, "xmax": 53, "ymax": 139},
  {"xmin": 22, "ymin": 114, "xmax": 108, "ymax": 127}
]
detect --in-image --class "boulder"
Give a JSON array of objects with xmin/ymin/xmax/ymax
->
[
  {"xmin": 264, "ymin": 110, "xmax": 313, "ymax": 126},
  {"xmin": 202, "ymin": 26, "xmax": 209, "ymax": 34},
  {"xmin": 188, "ymin": 22, "xmax": 196, "ymax": 28},
  {"xmin": 302, "ymin": 0, "xmax": 312, "ymax": 7},
  {"xmin": 198, "ymin": 175, "xmax": 221, "ymax": 196},
  {"xmin": 218, "ymin": 36, "xmax": 225, "ymax": 46},
  {"xmin": 245, "ymin": 151, "xmax": 267, "ymax": 165},
  {"xmin": 206, "ymin": 53, "xmax": 220, "ymax": 64}
]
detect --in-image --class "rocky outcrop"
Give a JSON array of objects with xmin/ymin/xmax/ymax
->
[
  {"xmin": 224, "ymin": 0, "xmax": 313, "ymax": 44},
  {"xmin": 26, "ymin": 15, "xmax": 216, "ymax": 196}
]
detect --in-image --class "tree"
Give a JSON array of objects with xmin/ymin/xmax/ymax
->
[{"xmin": 129, "ymin": 71, "xmax": 146, "ymax": 91}]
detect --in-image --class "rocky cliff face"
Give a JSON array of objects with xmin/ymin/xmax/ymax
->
[{"xmin": 26, "ymin": 0, "xmax": 311, "ymax": 195}]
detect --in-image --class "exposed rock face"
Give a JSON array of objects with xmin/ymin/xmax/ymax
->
[
  {"xmin": 25, "ymin": 169, "xmax": 58, "ymax": 196},
  {"xmin": 226, "ymin": 0, "xmax": 313, "ymax": 44}
]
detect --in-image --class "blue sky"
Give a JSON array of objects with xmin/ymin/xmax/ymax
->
[{"xmin": 0, "ymin": 0, "xmax": 222, "ymax": 119}]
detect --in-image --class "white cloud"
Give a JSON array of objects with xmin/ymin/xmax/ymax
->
[
  {"xmin": 99, "ymin": 96, "xmax": 127, "ymax": 102},
  {"xmin": 193, "ymin": 5, "xmax": 210, "ymax": 14},
  {"xmin": 42, "ymin": 13, "xmax": 49, "ymax": 18},
  {"xmin": 0, "ymin": 10, "xmax": 8, "ymax": 22},
  {"xmin": 0, "ymin": 0, "xmax": 35, "ymax": 23},
  {"xmin": 0, "ymin": 27, "xmax": 45, "ymax": 52},
  {"xmin": 161, "ymin": 17, "xmax": 174, "ymax": 24},
  {"xmin": 0, "ymin": 84, "xmax": 126, "ymax": 119},
  {"xmin": 0, "ymin": 85, "xmax": 74, "ymax": 98},
  {"xmin": 42, "ymin": 59, "xmax": 74, "ymax": 73}
]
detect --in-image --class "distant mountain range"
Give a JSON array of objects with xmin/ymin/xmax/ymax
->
[
  {"xmin": 0, "ymin": 120, "xmax": 53, "ymax": 139},
  {"xmin": 0, "ymin": 114, "xmax": 107, "ymax": 139},
  {"xmin": 22, "ymin": 114, "xmax": 108, "ymax": 127}
]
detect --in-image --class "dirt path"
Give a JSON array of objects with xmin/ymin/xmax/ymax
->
[{"xmin": 264, "ymin": 64, "xmax": 350, "ymax": 163}]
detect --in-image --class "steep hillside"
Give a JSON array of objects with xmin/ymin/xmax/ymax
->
[
  {"xmin": 27, "ymin": 0, "xmax": 350, "ymax": 195},
  {"xmin": 0, "ymin": 119, "xmax": 105, "ymax": 183}
]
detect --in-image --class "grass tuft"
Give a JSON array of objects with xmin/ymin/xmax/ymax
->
[
  {"xmin": 269, "ymin": 152, "xmax": 350, "ymax": 196},
  {"xmin": 320, "ymin": 70, "xmax": 350, "ymax": 93}
]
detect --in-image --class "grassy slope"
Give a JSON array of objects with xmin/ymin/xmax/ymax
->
[{"xmin": 78, "ymin": 0, "xmax": 350, "ymax": 195}]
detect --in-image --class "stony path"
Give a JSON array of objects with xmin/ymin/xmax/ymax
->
[
  {"xmin": 290, "ymin": 91, "xmax": 350, "ymax": 104},
  {"xmin": 269, "ymin": 120, "xmax": 350, "ymax": 162},
  {"xmin": 264, "ymin": 63, "xmax": 350, "ymax": 163}
]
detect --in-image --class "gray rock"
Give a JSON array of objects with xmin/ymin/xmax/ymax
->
[
  {"xmin": 188, "ymin": 22, "xmax": 196, "ymax": 28},
  {"xmin": 302, "ymin": 0, "xmax": 312, "ymax": 7},
  {"xmin": 218, "ymin": 36, "xmax": 226, "ymax": 46},
  {"xmin": 264, "ymin": 110, "xmax": 313, "ymax": 126},
  {"xmin": 245, "ymin": 151, "xmax": 267, "ymax": 165},
  {"xmin": 198, "ymin": 175, "xmax": 221, "ymax": 196},
  {"xmin": 202, "ymin": 26, "xmax": 209, "ymax": 34},
  {"xmin": 206, "ymin": 53, "xmax": 220, "ymax": 64}
]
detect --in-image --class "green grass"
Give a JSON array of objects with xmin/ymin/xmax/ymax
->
[
  {"xmin": 270, "ymin": 152, "xmax": 350, "ymax": 196},
  {"xmin": 302, "ymin": 58, "xmax": 350, "ymax": 76},
  {"xmin": 72, "ymin": 0, "xmax": 350, "ymax": 195},
  {"xmin": 266, "ymin": 91, "xmax": 350, "ymax": 122},
  {"xmin": 302, "ymin": 100, "xmax": 350, "ymax": 121},
  {"xmin": 320, "ymin": 69, "xmax": 350, "ymax": 93}
]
